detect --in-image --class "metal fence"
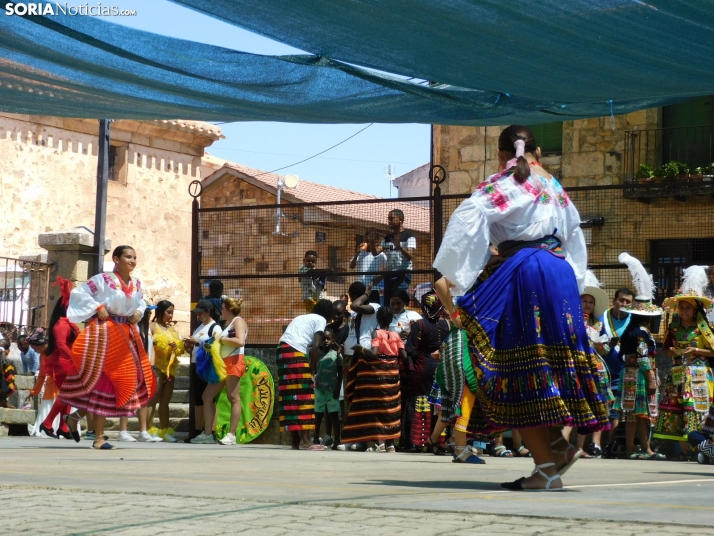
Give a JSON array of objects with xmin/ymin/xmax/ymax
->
[
  {"xmin": 0, "ymin": 256, "xmax": 52, "ymax": 341},
  {"xmin": 191, "ymin": 177, "xmax": 714, "ymax": 345}
]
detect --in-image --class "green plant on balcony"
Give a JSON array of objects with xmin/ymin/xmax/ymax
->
[
  {"xmin": 690, "ymin": 166, "xmax": 704, "ymax": 181},
  {"xmin": 663, "ymin": 160, "xmax": 688, "ymax": 181},
  {"xmin": 703, "ymin": 163, "xmax": 714, "ymax": 181},
  {"xmin": 636, "ymin": 164, "xmax": 654, "ymax": 182}
]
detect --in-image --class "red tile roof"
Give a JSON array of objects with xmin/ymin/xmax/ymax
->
[{"xmin": 203, "ymin": 162, "xmax": 430, "ymax": 233}]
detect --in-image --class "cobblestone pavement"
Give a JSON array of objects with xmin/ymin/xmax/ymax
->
[{"xmin": 2, "ymin": 438, "xmax": 714, "ymax": 535}]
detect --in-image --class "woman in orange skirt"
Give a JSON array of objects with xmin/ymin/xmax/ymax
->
[{"xmin": 61, "ymin": 245, "xmax": 156, "ymax": 450}]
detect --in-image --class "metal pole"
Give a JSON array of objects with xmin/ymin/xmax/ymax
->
[
  {"xmin": 275, "ymin": 178, "xmax": 283, "ymax": 234},
  {"xmin": 91, "ymin": 119, "xmax": 111, "ymax": 277},
  {"xmin": 188, "ymin": 179, "xmax": 203, "ymax": 441}
]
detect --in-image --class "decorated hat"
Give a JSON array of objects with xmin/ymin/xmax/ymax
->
[
  {"xmin": 662, "ymin": 265, "xmax": 712, "ymax": 311},
  {"xmin": 618, "ymin": 252, "xmax": 662, "ymax": 316},
  {"xmin": 581, "ymin": 270, "xmax": 609, "ymax": 319}
]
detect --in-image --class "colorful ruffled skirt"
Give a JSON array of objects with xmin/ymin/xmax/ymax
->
[
  {"xmin": 456, "ymin": 247, "xmax": 609, "ymax": 434},
  {"xmin": 276, "ymin": 343, "xmax": 314, "ymax": 432},
  {"xmin": 654, "ymin": 360, "xmax": 714, "ymax": 441},
  {"xmin": 59, "ymin": 318, "xmax": 155, "ymax": 417},
  {"xmin": 613, "ymin": 357, "xmax": 659, "ymax": 424}
]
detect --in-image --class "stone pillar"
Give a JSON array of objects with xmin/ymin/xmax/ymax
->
[{"xmin": 38, "ymin": 226, "xmax": 111, "ymax": 314}]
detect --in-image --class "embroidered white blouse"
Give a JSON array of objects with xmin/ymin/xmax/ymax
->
[
  {"xmin": 67, "ymin": 272, "xmax": 147, "ymax": 324},
  {"xmin": 433, "ymin": 171, "xmax": 587, "ymax": 295}
]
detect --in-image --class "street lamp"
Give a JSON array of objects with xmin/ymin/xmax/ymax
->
[{"xmin": 275, "ymin": 174, "xmax": 299, "ymax": 235}]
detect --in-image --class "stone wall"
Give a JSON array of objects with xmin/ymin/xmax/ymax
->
[{"xmin": 0, "ymin": 115, "xmax": 221, "ymax": 333}]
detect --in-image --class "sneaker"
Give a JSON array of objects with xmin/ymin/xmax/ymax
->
[
  {"xmin": 321, "ymin": 435, "xmax": 333, "ymax": 447},
  {"xmin": 335, "ymin": 444, "xmax": 348, "ymax": 451},
  {"xmin": 138, "ymin": 431, "xmax": 163, "ymax": 442},
  {"xmin": 85, "ymin": 431, "xmax": 96, "ymax": 441},
  {"xmin": 118, "ymin": 431, "xmax": 137, "ymax": 442},
  {"xmin": 160, "ymin": 429, "xmax": 178, "ymax": 443},
  {"xmin": 190, "ymin": 432, "xmax": 216, "ymax": 444},
  {"xmin": 219, "ymin": 432, "xmax": 237, "ymax": 445}
]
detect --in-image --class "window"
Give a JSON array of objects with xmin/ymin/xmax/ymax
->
[
  {"xmin": 526, "ymin": 122, "xmax": 563, "ymax": 155},
  {"xmin": 107, "ymin": 143, "xmax": 128, "ymax": 184},
  {"xmin": 662, "ymin": 95, "xmax": 714, "ymax": 169},
  {"xmin": 650, "ymin": 238, "xmax": 714, "ymax": 305}
]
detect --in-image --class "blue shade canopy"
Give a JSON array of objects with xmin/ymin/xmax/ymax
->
[
  {"xmin": 171, "ymin": 0, "xmax": 714, "ymax": 102},
  {"xmin": 0, "ymin": 5, "xmax": 708, "ymax": 124}
]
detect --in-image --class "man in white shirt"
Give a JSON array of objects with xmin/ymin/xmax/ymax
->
[
  {"xmin": 350, "ymin": 231, "xmax": 386, "ymax": 302},
  {"xmin": 372, "ymin": 209, "xmax": 416, "ymax": 303}
]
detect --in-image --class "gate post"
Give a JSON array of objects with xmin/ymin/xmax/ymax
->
[
  {"xmin": 430, "ymin": 165, "xmax": 447, "ymax": 265},
  {"xmin": 187, "ymin": 180, "xmax": 202, "ymax": 440}
]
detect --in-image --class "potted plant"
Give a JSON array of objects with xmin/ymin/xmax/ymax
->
[
  {"xmin": 703, "ymin": 163, "xmax": 714, "ymax": 182},
  {"xmin": 652, "ymin": 166, "xmax": 664, "ymax": 183},
  {"xmin": 636, "ymin": 164, "xmax": 654, "ymax": 183},
  {"xmin": 675, "ymin": 161, "xmax": 689, "ymax": 180},
  {"xmin": 663, "ymin": 161, "xmax": 679, "ymax": 182},
  {"xmin": 690, "ymin": 166, "xmax": 704, "ymax": 181}
]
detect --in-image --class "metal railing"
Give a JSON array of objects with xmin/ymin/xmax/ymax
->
[
  {"xmin": 624, "ymin": 124, "xmax": 714, "ymax": 182},
  {"xmin": 0, "ymin": 256, "xmax": 53, "ymax": 341}
]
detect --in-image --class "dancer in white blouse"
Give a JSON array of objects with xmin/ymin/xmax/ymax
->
[
  {"xmin": 62, "ymin": 245, "xmax": 157, "ymax": 449},
  {"xmin": 434, "ymin": 125, "xmax": 608, "ymax": 490}
]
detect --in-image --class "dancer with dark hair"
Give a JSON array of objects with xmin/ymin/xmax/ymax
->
[
  {"xmin": 61, "ymin": 245, "xmax": 156, "ymax": 449},
  {"xmin": 434, "ymin": 125, "xmax": 607, "ymax": 490},
  {"xmin": 277, "ymin": 299, "xmax": 334, "ymax": 449},
  {"xmin": 147, "ymin": 300, "xmax": 184, "ymax": 442},
  {"xmin": 31, "ymin": 277, "xmax": 80, "ymax": 439},
  {"xmin": 654, "ymin": 266, "xmax": 714, "ymax": 459}
]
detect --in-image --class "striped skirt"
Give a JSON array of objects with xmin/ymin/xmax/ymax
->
[
  {"xmin": 341, "ymin": 353, "xmax": 401, "ymax": 444},
  {"xmin": 276, "ymin": 343, "xmax": 314, "ymax": 432},
  {"xmin": 59, "ymin": 318, "xmax": 155, "ymax": 417}
]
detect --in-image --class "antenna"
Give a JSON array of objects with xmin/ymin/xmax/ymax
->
[{"xmin": 385, "ymin": 164, "xmax": 394, "ymax": 198}]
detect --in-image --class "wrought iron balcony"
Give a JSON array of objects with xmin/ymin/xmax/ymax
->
[{"xmin": 623, "ymin": 125, "xmax": 714, "ymax": 198}]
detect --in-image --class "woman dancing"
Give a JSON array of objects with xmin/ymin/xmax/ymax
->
[
  {"xmin": 654, "ymin": 265, "xmax": 714, "ymax": 459},
  {"xmin": 434, "ymin": 125, "xmax": 608, "ymax": 490},
  {"xmin": 62, "ymin": 245, "xmax": 156, "ymax": 449}
]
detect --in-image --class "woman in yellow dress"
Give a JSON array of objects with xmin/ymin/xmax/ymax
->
[
  {"xmin": 148, "ymin": 300, "xmax": 184, "ymax": 443},
  {"xmin": 654, "ymin": 266, "xmax": 714, "ymax": 459}
]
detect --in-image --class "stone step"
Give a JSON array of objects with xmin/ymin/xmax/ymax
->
[
  {"xmin": 0, "ymin": 408, "xmax": 36, "ymax": 425},
  {"xmin": 173, "ymin": 376, "xmax": 189, "ymax": 390},
  {"xmin": 8, "ymin": 390, "xmax": 31, "ymax": 410},
  {"xmin": 170, "ymin": 390, "xmax": 188, "ymax": 404},
  {"xmin": 14, "ymin": 375, "xmax": 36, "ymax": 390},
  {"xmin": 103, "ymin": 417, "xmax": 189, "ymax": 432}
]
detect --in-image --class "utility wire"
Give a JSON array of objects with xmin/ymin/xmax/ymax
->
[{"xmin": 251, "ymin": 123, "xmax": 374, "ymax": 176}]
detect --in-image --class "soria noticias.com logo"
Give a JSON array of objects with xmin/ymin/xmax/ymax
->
[{"xmin": 5, "ymin": 2, "xmax": 136, "ymax": 16}]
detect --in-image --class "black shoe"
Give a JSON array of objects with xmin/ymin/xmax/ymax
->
[
  {"xmin": 585, "ymin": 443, "xmax": 603, "ymax": 457},
  {"xmin": 63, "ymin": 414, "xmax": 81, "ymax": 443},
  {"xmin": 57, "ymin": 428, "xmax": 72, "ymax": 440},
  {"xmin": 39, "ymin": 423, "xmax": 57, "ymax": 438},
  {"xmin": 501, "ymin": 477, "xmax": 526, "ymax": 490}
]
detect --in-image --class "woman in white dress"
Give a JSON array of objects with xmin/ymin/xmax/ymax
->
[{"xmin": 62, "ymin": 245, "xmax": 156, "ymax": 450}]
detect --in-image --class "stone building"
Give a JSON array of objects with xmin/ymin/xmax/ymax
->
[
  {"xmin": 200, "ymin": 162, "xmax": 431, "ymax": 344},
  {"xmin": 433, "ymin": 99, "xmax": 714, "ymax": 302},
  {"xmin": 0, "ymin": 114, "xmax": 223, "ymax": 329}
]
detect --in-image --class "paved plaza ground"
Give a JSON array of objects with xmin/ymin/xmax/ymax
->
[{"xmin": 2, "ymin": 437, "xmax": 713, "ymax": 535}]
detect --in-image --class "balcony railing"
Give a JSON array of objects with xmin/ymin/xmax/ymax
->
[{"xmin": 623, "ymin": 125, "xmax": 714, "ymax": 198}]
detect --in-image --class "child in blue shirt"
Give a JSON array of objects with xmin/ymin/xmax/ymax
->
[{"xmin": 17, "ymin": 336, "xmax": 40, "ymax": 375}]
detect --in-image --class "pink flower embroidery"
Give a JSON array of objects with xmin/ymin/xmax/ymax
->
[
  {"xmin": 87, "ymin": 280, "xmax": 99, "ymax": 294},
  {"xmin": 478, "ymin": 182, "xmax": 510, "ymax": 212}
]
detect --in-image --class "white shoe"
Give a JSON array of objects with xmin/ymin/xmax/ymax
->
[
  {"xmin": 190, "ymin": 432, "xmax": 216, "ymax": 444},
  {"xmin": 218, "ymin": 432, "xmax": 236, "ymax": 445},
  {"xmin": 138, "ymin": 431, "xmax": 163, "ymax": 442},
  {"xmin": 118, "ymin": 431, "xmax": 137, "ymax": 442},
  {"xmin": 335, "ymin": 444, "xmax": 348, "ymax": 451}
]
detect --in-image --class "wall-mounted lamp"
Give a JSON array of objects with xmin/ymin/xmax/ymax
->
[{"xmin": 274, "ymin": 174, "xmax": 299, "ymax": 236}]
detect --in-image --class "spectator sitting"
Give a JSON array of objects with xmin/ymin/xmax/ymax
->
[
  {"xmin": 0, "ymin": 339, "xmax": 16, "ymax": 408},
  {"xmin": 17, "ymin": 335, "xmax": 40, "ymax": 375},
  {"xmin": 375, "ymin": 209, "xmax": 416, "ymax": 303},
  {"xmin": 298, "ymin": 250, "xmax": 330, "ymax": 313}
]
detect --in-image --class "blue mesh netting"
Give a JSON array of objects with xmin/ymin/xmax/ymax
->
[{"xmin": 0, "ymin": 2, "xmax": 712, "ymax": 123}]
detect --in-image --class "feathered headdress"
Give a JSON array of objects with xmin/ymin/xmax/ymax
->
[
  {"xmin": 663, "ymin": 265, "xmax": 712, "ymax": 310},
  {"xmin": 618, "ymin": 252, "xmax": 662, "ymax": 316},
  {"xmin": 53, "ymin": 276, "xmax": 73, "ymax": 307},
  {"xmin": 581, "ymin": 270, "xmax": 609, "ymax": 319}
]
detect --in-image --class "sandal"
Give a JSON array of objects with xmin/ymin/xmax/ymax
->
[
  {"xmin": 386, "ymin": 445, "xmax": 396, "ymax": 453},
  {"xmin": 452, "ymin": 445, "xmax": 485, "ymax": 464},
  {"xmin": 628, "ymin": 452, "xmax": 647, "ymax": 459},
  {"xmin": 645, "ymin": 452, "xmax": 666, "ymax": 460},
  {"xmin": 425, "ymin": 437, "xmax": 447, "ymax": 456},
  {"xmin": 307, "ymin": 444, "xmax": 326, "ymax": 451},
  {"xmin": 516, "ymin": 446, "xmax": 532, "ymax": 457},
  {"xmin": 501, "ymin": 462, "xmax": 562, "ymax": 491},
  {"xmin": 493, "ymin": 445, "xmax": 513, "ymax": 457},
  {"xmin": 365, "ymin": 443, "xmax": 386, "ymax": 453},
  {"xmin": 92, "ymin": 439, "xmax": 116, "ymax": 450},
  {"xmin": 551, "ymin": 437, "xmax": 582, "ymax": 476}
]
